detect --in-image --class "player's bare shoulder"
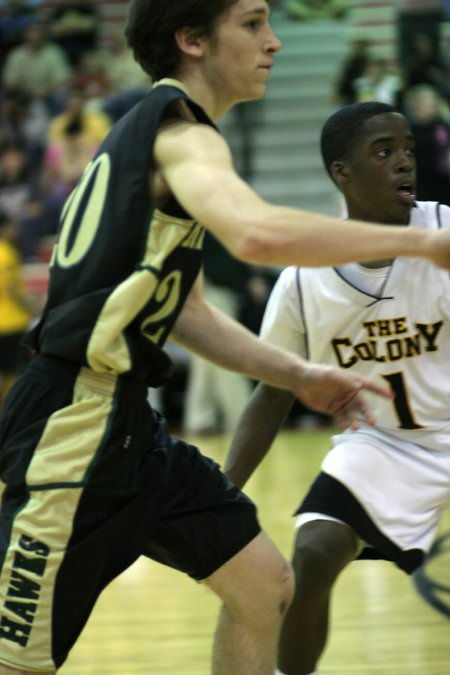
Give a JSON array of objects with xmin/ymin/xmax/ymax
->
[
  {"xmin": 151, "ymin": 109, "xmax": 230, "ymax": 206},
  {"xmin": 150, "ymin": 100, "xmax": 194, "ymax": 205}
]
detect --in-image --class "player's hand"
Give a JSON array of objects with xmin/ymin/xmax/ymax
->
[{"xmin": 295, "ymin": 364, "xmax": 392, "ymax": 431}]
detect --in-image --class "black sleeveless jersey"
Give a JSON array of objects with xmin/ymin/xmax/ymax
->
[{"xmin": 25, "ymin": 83, "xmax": 216, "ymax": 386}]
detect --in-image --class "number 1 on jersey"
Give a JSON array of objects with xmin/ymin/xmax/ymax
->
[{"xmin": 382, "ymin": 371, "xmax": 424, "ymax": 430}]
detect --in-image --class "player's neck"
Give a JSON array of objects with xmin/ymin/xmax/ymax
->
[
  {"xmin": 360, "ymin": 259, "xmax": 393, "ymax": 269},
  {"xmin": 171, "ymin": 71, "xmax": 239, "ymax": 122}
]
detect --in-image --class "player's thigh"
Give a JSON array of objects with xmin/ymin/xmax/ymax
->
[{"xmin": 144, "ymin": 433, "xmax": 262, "ymax": 581}]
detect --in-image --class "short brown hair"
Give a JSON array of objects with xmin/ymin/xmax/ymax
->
[{"xmin": 125, "ymin": 0, "xmax": 240, "ymax": 81}]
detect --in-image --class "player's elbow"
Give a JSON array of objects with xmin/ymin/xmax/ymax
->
[{"xmin": 231, "ymin": 223, "xmax": 279, "ymax": 264}]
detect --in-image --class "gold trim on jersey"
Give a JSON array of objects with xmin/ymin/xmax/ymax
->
[
  {"xmin": 152, "ymin": 78, "xmax": 189, "ymax": 96},
  {"xmin": 0, "ymin": 370, "xmax": 115, "ymax": 669},
  {"xmin": 86, "ymin": 210, "xmax": 204, "ymax": 374},
  {"xmin": 143, "ymin": 209, "xmax": 204, "ymax": 267}
]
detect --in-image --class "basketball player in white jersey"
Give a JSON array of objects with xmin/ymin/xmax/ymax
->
[{"xmin": 225, "ymin": 101, "xmax": 450, "ymax": 675}]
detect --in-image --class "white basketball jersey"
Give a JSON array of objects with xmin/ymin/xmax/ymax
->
[{"xmin": 261, "ymin": 202, "xmax": 450, "ymax": 451}]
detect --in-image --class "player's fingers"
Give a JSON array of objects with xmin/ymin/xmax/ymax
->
[
  {"xmin": 334, "ymin": 391, "xmax": 376, "ymax": 429},
  {"xmin": 355, "ymin": 396, "xmax": 376, "ymax": 426},
  {"xmin": 359, "ymin": 377, "xmax": 392, "ymax": 399},
  {"xmin": 335, "ymin": 411, "xmax": 359, "ymax": 430}
]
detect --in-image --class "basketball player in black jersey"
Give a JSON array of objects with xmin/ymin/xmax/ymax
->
[{"xmin": 1, "ymin": 2, "xmax": 450, "ymax": 674}]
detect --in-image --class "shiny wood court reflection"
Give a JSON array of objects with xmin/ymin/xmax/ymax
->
[{"xmin": 60, "ymin": 429, "xmax": 450, "ymax": 674}]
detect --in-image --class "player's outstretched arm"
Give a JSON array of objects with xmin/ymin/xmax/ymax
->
[
  {"xmin": 224, "ymin": 366, "xmax": 393, "ymax": 489},
  {"xmin": 224, "ymin": 383, "xmax": 294, "ymax": 489},
  {"xmin": 172, "ymin": 277, "xmax": 391, "ymax": 436},
  {"xmin": 155, "ymin": 121, "xmax": 450, "ymax": 270}
]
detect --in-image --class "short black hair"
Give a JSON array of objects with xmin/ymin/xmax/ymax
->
[
  {"xmin": 125, "ymin": 0, "xmax": 241, "ymax": 81},
  {"xmin": 321, "ymin": 102, "xmax": 397, "ymax": 180}
]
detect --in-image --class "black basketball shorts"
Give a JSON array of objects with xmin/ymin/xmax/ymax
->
[{"xmin": 0, "ymin": 355, "xmax": 260, "ymax": 671}]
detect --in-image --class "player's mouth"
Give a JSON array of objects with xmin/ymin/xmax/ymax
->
[{"xmin": 396, "ymin": 180, "xmax": 416, "ymax": 205}]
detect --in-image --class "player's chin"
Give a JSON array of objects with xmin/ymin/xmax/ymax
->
[
  {"xmin": 395, "ymin": 191, "xmax": 416, "ymax": 214},
  {"xmin": 381, "ymin": 201, "xmax": 412, "ymax": 224},
  {"xmin": 245, "ymin": 84, "xmax": 266, "ymax": 101}
]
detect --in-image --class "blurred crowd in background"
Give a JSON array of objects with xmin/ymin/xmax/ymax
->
[
  {"xmin": 332, "ymin": 29, "xmax": 450, "ymax": 205},
  {"xmin": 0, "ymin": 0, "xmax": 150, "ymax": 265},
  {"xmin": 1, "ymin": 0, "xmax": 450, "ymax": 431}
]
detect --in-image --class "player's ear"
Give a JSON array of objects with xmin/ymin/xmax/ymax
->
[
  {"xmin": 331, "ymin": 160, "xmax": 350, "ymax": 187},
  {"xmin": 175, "ymin": 26, "xmax": 206, "ymax": 60}
]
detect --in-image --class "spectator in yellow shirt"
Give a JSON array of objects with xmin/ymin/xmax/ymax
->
[
  {"xmin": 0, "ymin": 211, "xmax": 31, "ymax": 407},
  {"xmin": 42, "ymin": 85, "xmax": 111, "ymax": 234},
  {"xmin": 47, "ymin": 85, "xmax": 111, "ymax": 146}
]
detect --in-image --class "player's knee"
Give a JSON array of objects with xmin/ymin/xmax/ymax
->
[
  {"xmin": 240, "ymin": 556, "xmax": 294, "ymax": 629},
  {"xmin": 244, "ymin": 552, "xmax": 293, "ymax": 610},
  {"xmin": 293, "ymin": 539, "xmax": 332, "ymax": 586},
  {"xmin": 205, "ymin": 533, "xmax": 294, "ymax": 627},
  {"xmin": 292, "ymin": 523, "xmax": 353, "ymax": 588},
  {"xmin": 269, "ymin": 556, "xmax": 295, "ymax": 616}
]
